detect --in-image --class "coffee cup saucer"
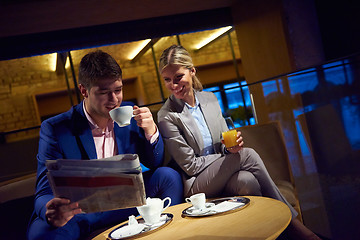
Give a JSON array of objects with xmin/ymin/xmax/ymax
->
[
  {"xmin": 109, "ymin": 223, "xmax": 145, "ymax": 239},
  {"xmin": 143, "ymin": 214, "xmax": 169, "ymax": 228},
  {"xmin": 186, "ymin": 202, "xmax": 215, "ymax": 215},
  {"xmin": 108, "ymin": 213, "xmax": 173, "ymax": 240}
]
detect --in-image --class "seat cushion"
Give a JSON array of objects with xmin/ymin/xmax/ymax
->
[
  {"xmin": 0, "ymin": 174, "xmax": 36, "ymax": 204},
  {"xmin": 275, "ymin": 180, "xmax": 297, "ymax": 207}
]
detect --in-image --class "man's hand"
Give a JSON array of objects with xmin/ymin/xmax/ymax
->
[
  {"xmin": 222, "ymin": 131, "xmax": 244, "ymax": 153},
  {"xmin": 133, "ymin": 106, "xmax": 157, "ymax": 136},
  {"xmin": 45, "ymin": 198, "xmax": 82, "ymax": 227}
]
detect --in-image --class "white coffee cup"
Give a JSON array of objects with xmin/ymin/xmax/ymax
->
[
  {"xmin": 136, "ymin": 197, "xmax": 171, "ymax": 225},
  {"xmin": 185, "ymin": 193, "xmax": 206, "ymax": 210},
  {"xmin": 109, "ymin": 106, "xmax": 134, "ymax": 127}
]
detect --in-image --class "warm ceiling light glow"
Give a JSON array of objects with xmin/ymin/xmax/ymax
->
[
  {"xmin": 50, "ymin": 53, "xmax": 57, "ymax": 71},
  {"xmin": 194, "ymin": 26, "xmax": 232, "ymax": 50},
  {"xmin": 128, "ymin": 39, "xmax": 151, "ymax": 60},
  {"xmin": 65, "ymin": 57, "xmax": 70, "ymax": 69}
]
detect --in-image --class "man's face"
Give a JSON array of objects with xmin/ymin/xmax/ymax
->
[{"xmin": 81, "ymin": 78, "xmax": 123, "ymax": 122}]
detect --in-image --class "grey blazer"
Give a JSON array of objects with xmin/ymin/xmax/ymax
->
[{"xmin": 157, "ymin": 91, "xmax": 229, "ymax": 195}]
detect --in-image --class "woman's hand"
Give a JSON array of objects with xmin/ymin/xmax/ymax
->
[
  {"xmin": 45, "ymin": 198, "xmax": 82, "ymax": 227},
  {"xmin": 133, "ymin": 105, "xmax": 157, "ymax": 136},
  {"xmin": 222, "ymin": 131, "xmax": 244, "ymax": 154}
]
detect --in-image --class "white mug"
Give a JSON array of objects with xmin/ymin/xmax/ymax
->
[
  {"xmin": 136, "ymin": 197, "xmax": 171, "ymax": 225},
  {"xmin": 185, "ymin": 193, "xmax": 206, "ymax": 210},
  {"xmin": 109, "ymin": 106, "xmax": 134, "ymax": 127}
]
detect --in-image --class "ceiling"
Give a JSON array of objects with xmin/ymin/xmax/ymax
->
[
  {"xmin": 0, "ymin": 0, "xmax": 235, "ymax": 38},
  {"xmin": 2, "ymin": 1, "xmax": 360, "ymax": 62},
  {"xmin": 0, "ymin": 0, "xmax": 236, "ymax": 60}
]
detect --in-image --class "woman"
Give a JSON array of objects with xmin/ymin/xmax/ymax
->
[{"xmin": 157, "ymin": 45, "xmax": 320, "ymax": 240}]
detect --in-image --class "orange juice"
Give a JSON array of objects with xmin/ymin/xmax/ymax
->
[{"xmin": 222, "ymin": 129, "xmax": 238, "ymax": 148}]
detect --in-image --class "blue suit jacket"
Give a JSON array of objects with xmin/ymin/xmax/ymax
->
[{"xmin": 33, "ymin": 101, "xmax": 164, "ymax": 224}]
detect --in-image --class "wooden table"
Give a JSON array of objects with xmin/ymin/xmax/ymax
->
[{"xmin": 92, "ymin": 196, "xmax": 291, "ymax": 240}]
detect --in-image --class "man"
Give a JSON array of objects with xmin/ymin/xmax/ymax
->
[{"xmin": 27, "ymin": 50, "xmax": 183, "ymax": 240}]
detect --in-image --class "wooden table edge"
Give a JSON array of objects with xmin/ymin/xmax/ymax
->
[{"xmin": 92, "ymin": 195, "xmax": 292, "ymax": 240}]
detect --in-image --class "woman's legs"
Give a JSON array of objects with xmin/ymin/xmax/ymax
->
[
  {"xmin": 190, "ymin": 147, "xmax": 320, "ymax": 240},
  {"xmin": 285, "ymin": 218, "xmax": 322, "ymax": 240},
  {"xmin": 223, "ymin": 171, "xmax": 261, "ymax": 197},
  {"xmin": 190, "ymin": 148, "xmax": 297, "ymax": 217}
]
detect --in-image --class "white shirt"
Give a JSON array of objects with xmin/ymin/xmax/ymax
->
[
  {"xmin": 83, "ymin": 102, "xmax": 159, "ymax": 159},
  {"xmin": 185, "ymin": 96, "xmax": 214, "ymax": 155}
]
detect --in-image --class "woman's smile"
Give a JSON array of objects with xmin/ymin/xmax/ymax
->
[{"xmin": 161, "ymin": 64, "xmax": 196, "ymax": 105}]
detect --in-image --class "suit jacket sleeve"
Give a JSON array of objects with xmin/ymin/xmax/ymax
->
[
  {"xmin": 143, "ymin": 131, "xmax": 164, "ymax": 169},
  {"xmin": 33, "ymin": 103, "xmax": 95, "ymax": 222},
  {"xmin": 34, "ymin": 119, "xmax": 65, "ymax": 221},
  {"xmin": 114, "ymin": 102, "xmax": 164, "ymax": 170},
  {"xmin": 121, "ymin": 123, "xmax": 164, "ymax": 170}
]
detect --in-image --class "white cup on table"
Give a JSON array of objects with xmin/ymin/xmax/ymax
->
[
  {"xmin": 185, "ymin": 193, "xmax": 207, "ymax": 210},
  {"xmin": 136, "ymin": 197, "xmax": 171, "ymax": 225}
]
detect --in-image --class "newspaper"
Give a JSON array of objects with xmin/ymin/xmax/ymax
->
[{"xmin": 46, "ymin": 154, "xmax": 146, "ymax": 213}]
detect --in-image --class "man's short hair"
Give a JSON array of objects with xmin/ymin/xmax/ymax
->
[{"xmin": 78, "ymin": 50, "xmax": 122, "ymax": 90}]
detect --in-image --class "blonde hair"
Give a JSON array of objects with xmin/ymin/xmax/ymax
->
[{"xmin": 159, "ymin": 45, "xmax": 203, "ymax": 91}]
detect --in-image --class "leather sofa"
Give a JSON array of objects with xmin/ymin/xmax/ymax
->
[{"xmin": 238, "ymin": 121, "xmax": 303, "ymax": 222}]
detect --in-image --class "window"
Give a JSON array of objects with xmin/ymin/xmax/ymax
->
[{"xmin": 204, "ymin": 81, "xmax": 254, "ymax": 127}]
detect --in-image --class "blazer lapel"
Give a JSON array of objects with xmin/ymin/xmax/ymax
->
[
  {"xmin": 78, "ymin": 130, "xmax": 97, "ymax": 159},
  {"xmin": 73, "ymin": 103, "xmax": 97, "ymax": 159},
  {"xmin": 170, "ymin": 95, "xmax": 204, "ymax": 153},
  {"xmin": 196, "ymin": 92, "xmax": 219, "ymax": 146}
]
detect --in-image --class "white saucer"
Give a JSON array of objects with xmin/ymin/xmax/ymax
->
[
  {"xmin": 144, "ymin": 219, "xmax": 167, "ymax": 228},
  {"xmin": 185, "ymin": 203, "xmax": 215, "ymax": 215},
  {"xmin": 144, "ymin": 214, "xmax": 171, "ymax": 228},
  {"xmin": 108, "ymin": 213, "xmax": 174, "ymax": 240},
  {"xmin": 182, "ymin": 197, "xmax": 250, "ymax": 218},
  {"xmin": 109, "ymin": 224, "xmax": 145, "ymax": 239}
]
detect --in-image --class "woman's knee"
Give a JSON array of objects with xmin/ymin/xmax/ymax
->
[
  {"xmin": 242, "ymin": 147, "xmax": 259, "ymax": 158},
  {"xmin": 241, "ymin": 148, "xmax": 265, "ymax": 165},
  {"xmin": 225, "ymin": 171, "xmax": 261, "ymax": 196},
  {"xmin": 239, "ymin": 171, "xmax": 262, "ymax": 195}
]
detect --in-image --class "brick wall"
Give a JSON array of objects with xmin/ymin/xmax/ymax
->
[
  {"xmin": 0, "ymin": 55, "xmax": 68, "ymax": 142},
  {"xmin": 0, "ymin": 31, "xmax": 240, "ymax": 142}
]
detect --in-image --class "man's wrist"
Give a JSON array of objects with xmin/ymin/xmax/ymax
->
[{"xmin": 145, "ymin": 125, "xmax": 159, "ymax": 144}]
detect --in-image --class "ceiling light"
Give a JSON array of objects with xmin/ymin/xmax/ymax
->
[
  {"xmin": 50, "ymin": 53, "xmax": 57, "ymax": 71},
  {"xmin": 194, "ymin": 26, "xmax": 233, "ymax": 50},
  {"xmin": 65, "ymin": 57, "xmax": 70, "ymax": 69},
  {"xmin": 128, "ymin": 39, "xmax": 151, "ymax": 60}
]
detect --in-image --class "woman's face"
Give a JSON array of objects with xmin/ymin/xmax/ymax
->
[{"xmin": 161, "ymin": 64, "xmax": 196, "ymax": 103}]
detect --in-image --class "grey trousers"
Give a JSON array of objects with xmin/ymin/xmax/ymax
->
[{"xmin": 189, "ymin": 147, "xmax": 298, "ymax": 218}]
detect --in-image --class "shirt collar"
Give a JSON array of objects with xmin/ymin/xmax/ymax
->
[
  {"xmin": 185, "ymin": 95, "xmax": 200, "ymax": 110},
  {"xmin": 83, "ymin": 101, "xmax": 114, "ymax": 133}
]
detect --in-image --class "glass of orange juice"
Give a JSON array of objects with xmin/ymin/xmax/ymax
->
[{"xmin": 222, "ymin": 117, "xmax": 238, "ymax": 149}]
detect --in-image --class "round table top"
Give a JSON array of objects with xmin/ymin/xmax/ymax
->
[{"xmin": 92, "ymin": 196, "xmax": 291, "ymax": 240}]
